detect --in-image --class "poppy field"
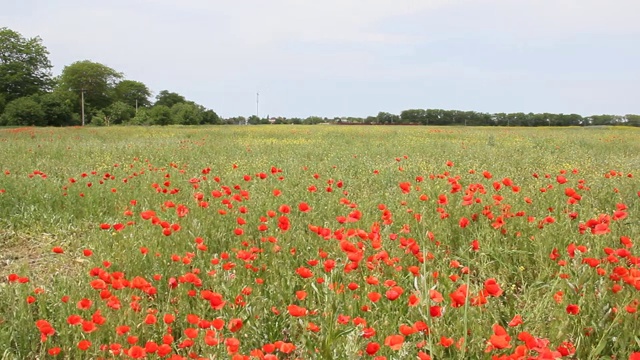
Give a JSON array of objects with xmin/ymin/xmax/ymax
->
[{"xmin": 0, "ymin": 125, "xmax": 639, "ymax": 360}]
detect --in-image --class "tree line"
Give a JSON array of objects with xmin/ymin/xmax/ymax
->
[
  {"xmin": 222, "ymin": 112, "xmax": 640, "ymax": 126},
  {"xmin": 0, "ymin": 27, "xmax": 220, "ymax": 126},
  {"xmin": 1, "ymin": 27, "xmax": 638, "ymax": 127}
]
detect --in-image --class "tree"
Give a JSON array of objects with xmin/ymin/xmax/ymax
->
[
  {"xmin": 0, "ymin": 27, "xmax": 53, "ymax": 102},
  {"xmin": 0, "ymin": 96, "xmax": 45, "ymax": 126},
  {"xmin": 154, "ymin": 90, "xmax": 186, "ymax": 108},
  {"xmin": 38, "ymin": 91, "xmax": 76, "ymax": 126},
  {"xmin": 0, "ymin": 93, "xmax": 5, "ymax": 114},
  {"xmin": 171, "ymin": 102, "xmax": 202, "ymax": 125},
  {"xmin": 149, "ymin": 105, "xmax": 172, "ymax": 126},
  {"xmin": 377, "ymin": 112, "xmax": 399, "ymax": 124},
  {"xmin": 57, "ymin": 60, "xmax": 123, "ymax": 112},
  {"xmin": 589, "ymin": 114, "xmax": 615, "ymax": 126},
  {"xmin": 626, "ymin": 114, "xmax": 640, "ymax": 127},
  {"xmin": 130, "ymin": 107, "xmax": 152, "ymax": 125},
  {"xmin": 364, "ymin": 116, "xmax": 377, "ymax": 124},
  {"xmin": 425, "ymin": 109, "xmax": 442, "ymax": 125},
  {"xmin": 105, "ymin": 101, "xmax": 135, "ymax": 125},
  {"xmin": 303, "ymin": 116, "xmax": 323, "ymax": 125},
  {"xmin": 400, "ymin": 109, "xmax": 426, "ymax": 124},
  {"xmin": 201, "ymin": 108, "xmax": 221, "ymax": 125},
  {"xmin": 247, "ymin": 115, "xmax": 261, "ymax": 125},
  {"xmin": 114, "ymin": 80, "xmax": 151, "ymax": 109}
]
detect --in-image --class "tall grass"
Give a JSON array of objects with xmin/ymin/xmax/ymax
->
[{"xmin": 0, "ymin": 125, "xmax": 639, "ymax": 359}]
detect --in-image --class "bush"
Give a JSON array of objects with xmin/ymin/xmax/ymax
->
[{"xmin": 0, "ymin": 96, "xmax": 46, "ymax": 126}]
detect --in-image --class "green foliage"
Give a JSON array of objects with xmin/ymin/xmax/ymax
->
[
  {"xmin": 377, "ymin": 111, "xmax": 399, "ymax": 124},
  {"xmin": 38, "ymin": 91, "xmax": 76, "ymax": 126},
  {"xmin": 113, "ymin": 80, "xmax": 151, "ymax": 108},
  {"xmin": 0, "ymin": 27, "xmax": 53, "ymax": 102},
  {"xmin": 149, "ymin": 104, "xmax": 172, "ymax": 125},
  {"xmin": 105, "ymin": 101, "xmax": 135, "ymax": 125},
  {"xmin": 57, "ymin": 60, "xmax": 123, "ymax": 111},
  {"xmin": 0, "ymin": 96, "xmax": 45, "ymax": 126},
  {"xmin": 154, "ymin": 90, "xmax": 186, "ymax": 108},
  {"xmin": 247, "ymin": 115, "xmax": 260, "ymax": 125},
  {"xmin": 129, "ymin": 107, "xmax": 152, "ymax": 125},
  {"xmin": 626, "ymin": 114, "xmax": 640, "ymax": 127},
  {"xmin": 304, "ymin": 116, "xmax": 324, "ymax": 125},
  {"xmin": 201, "ymin": 108, "xmax": 221, "ymax": 125},
  {"xmin": 0, "ymin": 93, "xmax": 5, "ymax": 114},
  {"xmin": 225, "ymin": 116, "xmax": 246, "ymax": 125},
  {"xmin": 171, "ymin": 102, "xmax": 202, "ymax": 125},
  {"xmin": 90, "ymin": 110, "xmax": 107, "ymax": 126},
  {"xmin": 400, "ymin": 109, "xmax": 426, "ymax": 124}
]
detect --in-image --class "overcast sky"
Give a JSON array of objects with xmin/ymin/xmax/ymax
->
[{"xmin": 3, "ymin": 0, "xmax": 639, "ymax": 118}]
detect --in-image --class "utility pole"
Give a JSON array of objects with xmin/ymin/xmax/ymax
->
[
  {"xmin": 256, "ymin": 92, "xmax": 259, "ymax": 120},
  {"xmin": 81, "ymin": 89, "xmax": 86, "ymax": 126}
]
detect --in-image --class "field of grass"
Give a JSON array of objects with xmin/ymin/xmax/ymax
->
[{"xmin": 0, "ymin": 125, "xmax": 639, "ymax": 360}]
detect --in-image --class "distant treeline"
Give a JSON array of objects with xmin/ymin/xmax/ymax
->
[{"xmin": 227, "ymin": 111, "xmax": 640, "ymax": 127}]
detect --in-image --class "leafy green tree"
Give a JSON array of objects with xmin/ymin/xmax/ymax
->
[
  {"xmin": 149, "ymin": 105, "xmax": 172, "ymax": 126},
  {"xmin": 0, "ymin": 96, "xmax": 45, "ymax": 126},
  {"xmin": 589, "ymin": 114, "xmax": 616, "ymax": 126},
  {"xmin": 114, "ymin": 80, "xmax": 151, "ymax": 109},
  {"xmin": 247, "ymin": 115, "xmax": 261, "ymax": 125},
  {"xmin": 507, "ymin": 112, "xmax": 527, "ymax": 126},
  {"xmin": 90, "ymin": 110, "xmax": 108, "ymax": 126},
  {"xmin": 0, "ymin": 27, "xmax": 53, "ymax": 102},
  {"xmin": 425, "ymin": 109, "xmax": 442, "ymax": 125},
  {"xmin": 0, "ymin": 93, "xmax": 6, "ymax": 114},
  {"xmin": 171, "ymin": 102, "xmax": 202, "ymax": 125},
  {"xmin": 106, "ymin": 101, "xmax": 135, "ymax": 124},
  {"xmin": 57, "ymin": 60, "xmax": 123, "ymax": 111},
  {"xmin": 303, "ymin": 116, "xmax": 323, "ymax": 125},
  {"xmin": 625, "ymin": 114, "xmax": 640, "ymax": 127},
  {"xmin": 38, "ymin": 91, "xmax": 76, "ymax": 126},
  {"xmin": 364, "ymin": 116, "xmax": 377, "ymax": 124},
  {"xmin": 553, "ymin": 113, "xmax": 583, "ymax": 126},
  {"xmin": 223, "ymin": 116, "xmax": 244, "ymax": 125},
  {"xmin": 377, "ymin": 112, "xmax": 399, "ymax": 124},
  {"xmin": 201, "ymin": 109, "xmax": 221, "ymax": 125},
  {"xmin": 130, "ymin": 107, "xmax": 152, "ymax": 125},
  {"xmin": 400, "ymin": 109, "xmax": 425, "ymax": 124},
  {"xmin": 154, "ymin": 90, "xmax": 186, "ymax": 108}
]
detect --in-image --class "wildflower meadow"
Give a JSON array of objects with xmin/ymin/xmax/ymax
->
[{"xmin": 0, "ymin": 125, "xmax": 639, "ymax": 360}]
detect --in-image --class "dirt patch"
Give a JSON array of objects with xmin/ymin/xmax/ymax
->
[{"xmin": 0, "ymin": 229, "xmax": 85, "ymax": 286}]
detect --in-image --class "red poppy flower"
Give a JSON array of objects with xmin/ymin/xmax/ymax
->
[
  {"xmin": 440, "ymin": 336, "xmax": 454, "ymax": 347},
  {"xmin": 127, "ymin": 345, "xmax": 146, "ymax": 359},
  {"xmin": 566, "ymin": 304, "xmax": 580, "ymax": 315},
  {"xmin": 77, "ymin": 298, "xmax": 92, "ymax": 310},
  {"xmin": 77, "ymin": 340, "xmax": 91, "ymax": 351},
  {"xmin": 228, "ymin": 318, "xmax": 243, "ymax": 332},
  {"xmin": 508, "ymin": 314, "xmax": 523, "ymax": 327},
  {"xmin": 384, "ymin": 334, "xmax": 405, "ymax": 350},
  {"xmin": 484, "ymin": 278, "xmax": 503, "ymax": 297},
  {"xmin": 298, "ymin": 202, "xmax": 311, "ymax": 212},
  {"xmin": 287, "ymin": 305, "xmax": 307, "ymax": 317},
  {"xmin": 366, "ymin": 342, "xmax": 380, "ymax": 355},
  {"xmin": 295, "ymin": 267, "xmax": 313, "ymax": 279}
]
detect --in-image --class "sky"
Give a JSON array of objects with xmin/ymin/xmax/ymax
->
[{"xmin": 2, "ymin": 0, "xmax": 639, "ymax": 118}]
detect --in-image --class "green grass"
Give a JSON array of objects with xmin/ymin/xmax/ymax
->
[{"xmin": 0, "ymin": 125, "xmax": 639, "ymax": 359}]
